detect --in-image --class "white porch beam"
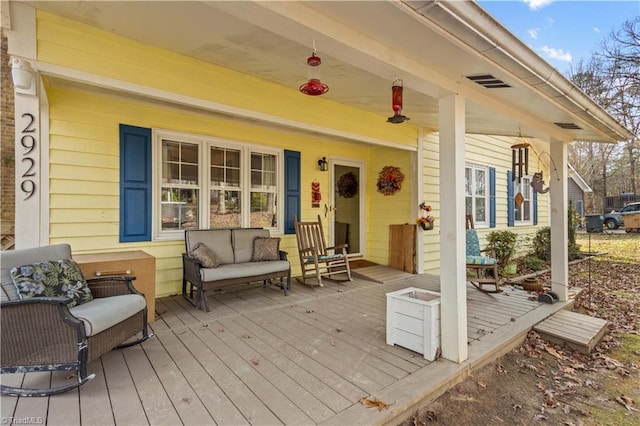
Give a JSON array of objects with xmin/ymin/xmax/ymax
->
[
  {"xmin": 549, "ymin": 141, "xmax": 569, "ymax": 302},
  {"xmin": 438, "ymin": 93, "xmax": 468, "ymax": 363}
]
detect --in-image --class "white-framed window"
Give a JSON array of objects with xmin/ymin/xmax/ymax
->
[
  {"xmin": 153, "ymin": 129, "xmax": 282, "ymax": 240},
  {"xmin": 514, "ymin": 176, "xmax": 533, "ymax": 224},
  {"xmin": 465, "ymin": 164, "xmax": 489, "ymax": 226}
]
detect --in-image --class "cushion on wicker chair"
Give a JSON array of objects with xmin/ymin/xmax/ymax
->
[
  {"xmin": 69, "ymin": 294, "xmax": 146, "ymax": 336},
  {"xmin": 10, "ymin": 259, "xmax": 93, "ymax": 307},
  {"xmin": 466, "ymin": 255, "xmax": 497, "ymax": 265},
  {"xmin": 189, "ymin": 242, "xmax": 219, "ymax": 268},
  {"xmin": 251, "ymin": 237, "xmax": 281, "ymax": 261}
]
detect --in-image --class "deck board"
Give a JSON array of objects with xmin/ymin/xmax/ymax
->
[{"xmin": 1, "ymin": 273, "xmax": 580, "ymax": 426}]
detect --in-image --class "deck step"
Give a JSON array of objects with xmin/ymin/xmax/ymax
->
[{"xmin": 534, "ymin": 310, "xmax": 608, "ymax": 354}]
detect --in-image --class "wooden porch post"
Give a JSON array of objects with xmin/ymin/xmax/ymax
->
[
  {"xmin": 438, "ymin": 93, "xmax": 468, "ymax": 363},
  {"xmin": 550, "ymin": 140, "xmax": 569, "ymax": 301}
]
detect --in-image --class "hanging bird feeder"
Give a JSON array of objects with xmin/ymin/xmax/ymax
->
[
  {"xmin": 299, "ymin": 44, "xmax": 329, "ymax": 96},
  {"xmin": 387, "ymin": 79, "xmax": 410, "ymax": 123}
]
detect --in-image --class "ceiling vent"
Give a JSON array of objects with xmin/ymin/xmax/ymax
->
[
  {"xmin": 465, "ymin": 74, "xmax": 511, "ymax": 88},
  {"xmin": 554, "ymin": 122, "xmax": 582, "ymax": 130}
]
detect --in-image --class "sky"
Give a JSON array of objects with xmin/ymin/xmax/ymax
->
[{"xmin": 478, "ymin": 0, "xmax": 640, "ymax": 74}]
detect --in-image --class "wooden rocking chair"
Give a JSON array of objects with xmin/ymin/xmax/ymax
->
[
  {"xmin": 293, "ymin": 215, "xmax": 353, "ymax": 286},
  {"xmin": 465, "ymin": 215, "xmax": 501, "ymax": 293}
]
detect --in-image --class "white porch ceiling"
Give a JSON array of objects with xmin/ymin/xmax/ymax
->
[{"xmin": 21, "ymin": 0, "xmax": 632, "ymax": 143}]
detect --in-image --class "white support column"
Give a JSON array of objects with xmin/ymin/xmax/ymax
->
[
  {"xmin": 12, "ymin": 58, "xmax": 41, "ymax": 249},
  {"xmin": 549, "ymin": 141, "xmax": 569, "ymax": 302},
  {"xmin": 8, "ymin": 4, "xmax": 41, "ymax": 249},
  {"xmin": 438, "ymin": 93, "xmax": 468, "ymax": 363},
  {"xmin": 416, "ymin": 130, "xmax": 425, "ymax": 274}
]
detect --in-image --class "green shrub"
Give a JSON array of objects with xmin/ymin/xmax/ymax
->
[
  {"xmin": 485, "ymin": 230, "xmax": 518, "ymax": 271},
  {"xmin": 521, "ymin": 256, "xmax": 548, "ymax": 271},
  {"xmin": 531, "ymin": 226, "xmax": 551, "ymax": 261},
  {"xmin": 530, "ymin": 225, "xmax": 582, "ymax": 261}
]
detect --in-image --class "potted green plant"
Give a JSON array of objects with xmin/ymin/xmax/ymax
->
[{"xmin": 485, "ymin": 230, "xmax": 518, "ymax": 275}]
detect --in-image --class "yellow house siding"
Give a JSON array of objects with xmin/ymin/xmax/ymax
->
[
  {"xmin": 47, "ymin": 85, "xmax": 414, "ymax": 296},
  {"xmin": 419, "ymin": 133, "xmax": 550, "ymax": 273},
  {"xmin": 36, "ymin": 11, "xmax": 417, "ymax": 147},
  {"xmin": 366, "ymin": 146, "xmax": 414, "ymax": 266}
]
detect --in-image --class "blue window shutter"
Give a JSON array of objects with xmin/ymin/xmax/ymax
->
[
  {"xmin": 533, "ymin": 190, "xmax": 538, "ymax": 225},
  {"xmin": 507, "ymin": 170, "xmax": 514, "ymax": 227},
  {"xmin": 489, "ymin": 167, "xmax": 496, "ymax": 228},
  {"xmin": 284, "ymin": 150, "xmax": 300, "ymax": 234},
  {"xmin": 119, "ymin": 125, "xmax": 152, "ymax": 242}
]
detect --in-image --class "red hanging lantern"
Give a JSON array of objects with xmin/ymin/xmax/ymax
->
[
  {"xmin": 299, "ymin": 49, "xmax": 329, "ymax": 96},
  {"xmin": 387, "ymin": 79, "xmax": 410, "ymax": 123}
]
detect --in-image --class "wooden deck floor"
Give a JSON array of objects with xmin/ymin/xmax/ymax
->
[{"xmin": 1, "ymin": 272, "xmax": 572, "ymax": 425}]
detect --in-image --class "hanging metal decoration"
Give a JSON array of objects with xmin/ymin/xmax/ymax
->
[
  {"xmin": 387, "ymin": 79, "xmax": 410, "ymax": 123},
  {"xmin": 299, "ymin": 42, "xmax": 329, "ymax": 96},
  {"xmin": 510, "ymin": 141, "xmax": 530, "ymax": 183},
  {"xmin": 531, "ymin": 171, "xmax": 550, "ymax": 194}
]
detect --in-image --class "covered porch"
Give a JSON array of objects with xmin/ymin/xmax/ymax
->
[{"xmin": 1, "ymin": 272, "xmax": 575, "ymax": 425}]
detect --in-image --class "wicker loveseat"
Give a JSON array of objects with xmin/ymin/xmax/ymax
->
[
  {"xmin": 0, "ymin": 244, "xmax": 153, "ymax": 397},
  {"xmin": 182, "ymin": 228, "xmax": 291, "ymax": 312}
]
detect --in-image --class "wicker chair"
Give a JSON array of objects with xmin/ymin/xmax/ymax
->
[{"xmin": 1, "ymin": 244, "xmax": 153, "ymax": 397}]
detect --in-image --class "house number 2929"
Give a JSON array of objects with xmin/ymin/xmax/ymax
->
[{"xmin": 20, "ymin": 113, "xmax": 37, "ymax": 200}]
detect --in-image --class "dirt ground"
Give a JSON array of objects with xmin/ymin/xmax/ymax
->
[{"xmin": 399, "ymin": 233, "xmax": 640, "ymax": 426}]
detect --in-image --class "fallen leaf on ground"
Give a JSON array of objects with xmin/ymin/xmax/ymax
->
[
  {"xmin": 335, "ymin": 327, "xmax": 342, "ymax": 332},
  {"xmin": 360, "ymin": 397, "xmax": 392, "ymax": 411},
  {"xmin": 615, "ymin": 395, "xmax": 638, "ymax": 411},
  {"xmin": 251, "ymin": 355, "xmax": 259, "ymax": 365},
  {"xmin": 545, "ymin": 346, "xmax": 567, "ymax": 360}
]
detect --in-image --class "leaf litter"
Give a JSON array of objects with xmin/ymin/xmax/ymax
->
[{"xmin": 400, "ymin": 234, "xmax": 640, "ymax": 425}]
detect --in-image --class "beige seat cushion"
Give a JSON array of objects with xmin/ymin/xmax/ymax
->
[{"xmin": 69, "ymin": 294, "xmax": 146, "ymax": 336}]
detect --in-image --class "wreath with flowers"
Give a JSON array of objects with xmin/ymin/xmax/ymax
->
[{"xmin": 376, "ymin": 166, "xmax": 404, "ymax": 196}]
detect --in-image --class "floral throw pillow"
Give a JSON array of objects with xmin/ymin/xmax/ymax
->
[
  {"xmin": 189, "ymin": 242, "xmax": 219, "ymax": 268},
  {"xmin": 251, "ymin": 237, "xmax": 281, "ymax": 262},
  {"xmin": 10, "ymin": 259, "xmax": 93, "ymax": 308}
]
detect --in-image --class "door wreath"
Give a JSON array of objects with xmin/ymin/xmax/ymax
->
[
  {"xmin": 376, "ymin": 166, "xmax": 404, "ymax": 196},
  {"xmin": 336, "ymin": 172, "xmax": 358, "ymax": 198}
]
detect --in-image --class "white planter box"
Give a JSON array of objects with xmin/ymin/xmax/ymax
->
[{"xmin": 386, "ymin": 287, "xmax": 441, "ymax": 361}]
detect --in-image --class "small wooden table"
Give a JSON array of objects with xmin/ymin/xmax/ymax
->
[{"xmin": 73, "ymin": 250, "xmax": 156, "ymax": 323}]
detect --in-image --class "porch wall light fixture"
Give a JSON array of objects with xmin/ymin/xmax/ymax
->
[
  {"xmin": 318, "ymin": 157, "xmax": 328, "ymax": 172},
  {"xmin": 387, "ymin": 79, "xmax": 409, "ymax": 123},
  {"xmin": 299, "ymin": 43, "xmax": 329, "ymax": 96}
]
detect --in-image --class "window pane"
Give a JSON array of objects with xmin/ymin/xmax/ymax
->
[
  {"xmin": 211, "ymin": 166, "xmax": 224, "ymax": 185},
  {"xmin": 227, "ymin": 168, "xmax": 240, "ymax": 186},
  {"xmin": 465, "ymin": 168, "xmax": 472, "ymax": 195},
  {"xmin": 250, "ymin": 192, "xmax": 277, "ymax": 228},
  {"xmin": 160, "ymin": 189, "xmax": 198, "ymax": 231},
  {"xmin": 522, "ymin": 178, "xmax": 531, "ymax": 198},
  {"xmin": 210, "ymin": 190, "xmax": 241, "ymax": 227},
  {"xmin": 226, "ymin": 150, "xmax": 240, "ymax": 168},
  {"xmin": 476, "ymin": 198, "xmax": 486, "ymax": 223},
  {"xmin": 210, "ymin": 147, "xmax": 241, "ymax": 187},
  {"xmin": 251, "ymin": 153, "xmax": 277, "ymax": 189},
  {"xmin": 182, "ymin": 144, "xmax": 198, "ymax": 164},
  {"xmin": 163, "ymin": 141, "xmax": 180, "ymax": 162},
  {"xmin": 475, "ymin": 170, "xmax": 486, "ymax": 196},
  {"xmin": 466, "ymin": 196, "xmax": 472, "ymax": 215},
  {"xmin": 163, "ymin": 163, "xmax": 180, "ymax": 183},
  {"xmin": 211, "ymin": 148, "xmax": 224, "ymax": 167},
  {"xmin": 182, "ymin": 164, "xmax": 198, "ymax": 185},
  {"xmin": 523, "ymin": 201, "xmax": 531, "ymax": 221},
  {"xmin": 162, "ymin": 141, "xmax": 198, "ymax": 185}
]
